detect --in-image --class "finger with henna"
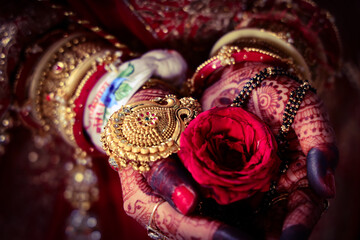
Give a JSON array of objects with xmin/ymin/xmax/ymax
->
[
  {"xmin": 120, "ymin": 166, "xmax": 251, "ymax": 239},
  {"xmin": 291, "ymin": 91, "xmax": 338, "ymax": 198},
  {"xmin": 279, "ymin": 189, "xmax": 324, "ymax": 240}
]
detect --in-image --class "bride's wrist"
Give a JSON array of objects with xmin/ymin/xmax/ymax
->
[{"xmin": 17, "ymin": 29, "xmax": 131, "ymax": 156}]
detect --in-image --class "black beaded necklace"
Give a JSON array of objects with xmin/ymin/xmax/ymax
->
[{"xmin": 231, "ymin": 66, "xmax": 316, "ymax": 211}]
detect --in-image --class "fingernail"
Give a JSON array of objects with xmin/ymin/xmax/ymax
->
[
  {"xmin": 172, "ymin": 185, "xmax": 197, "ymax": 215},
  {"xmin": 307, "ymin": 147, "xmax": 337, "ymax": 198}
]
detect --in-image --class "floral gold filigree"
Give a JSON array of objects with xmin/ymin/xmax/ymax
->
[{"xmin": 101, "ymin": 95, "xmax": 201, "ymax": 173}]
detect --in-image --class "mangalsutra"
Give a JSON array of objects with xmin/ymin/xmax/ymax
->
[{"xmin": 231, "ymin": 67, "xmax": 316, "ymax": 211}]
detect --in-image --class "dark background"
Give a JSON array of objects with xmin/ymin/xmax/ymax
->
[
  {"xmin": 310, "ymin": 0, "xmax": 360, "ymax": 239},
  {"xmin": 0, "ymin": 0, "xmax": 359, "ymax": 239}
]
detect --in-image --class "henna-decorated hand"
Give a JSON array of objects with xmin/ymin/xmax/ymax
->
[
  {"xmin": 87, "ymin": 48, "xmax": 251, "ymax": 239},
  {"xmin": 118, "ymin": 86, "xmax": 252, "ymax": 239},
  {"xmin": 201, "ymin": 62, "xmax": 338, "ymax": 239},
  {"xmin": 111, "ymin": 63, "xmax": 337, "ymax": 240}
]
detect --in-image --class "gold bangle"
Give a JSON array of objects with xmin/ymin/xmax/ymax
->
[
  {"xmin": 28, "ymin": 32, "xmax": 121, "ymax": 146},
  {"xmin": 210, "ymin": 29, "xmax": 312, "ymax": 82},
  {"xmin": 186, "ymin": 44, "xmax": 295, "ymax": 96},
  {"xmin": 101, "ymin": 95, "xmax": 201, "ymax": 173},
  {"xmin": 216, "ymin": 6, "xmax": 342, "ymax": 92}
]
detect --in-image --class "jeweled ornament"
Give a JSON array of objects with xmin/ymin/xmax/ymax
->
[{"xmin": 101, "ymin": 95, "xmax": 201, "ymax": 173}]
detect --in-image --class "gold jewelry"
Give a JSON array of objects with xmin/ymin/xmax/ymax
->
[
  {"xmin": 28, "ymin": 32, "xmax": 121, "ymax": 146},
  {"xmin": 242, "ymin": 47, "xmax": 301, "ymax": 78},
  {"xmin": 210, "ymin": 29, "xmax": 312, "ymax": 82},
  {"xmin": 187, "ymin": 45, "xmax": 291, "ymax": 96},
  {"xmin": 147, "ymin": 200, "xmax": 168, "ymax": 240},
  {"xmin": 141, "ymin": 78, "xmax": 179, "ymax": 95},
  {"xmin": 214, "ymin": 4, "xmax": 343, "ymax": 92},
  {"xmin": 101, "ymin": 95, "xmax": 201, "ymax": 173},
  {"xmin": 0, "ymin": 23, "xmax": 17, "ymax": 155},
  {"xmin": 0, "ymin": 23, "xmax": 17, "ymax": 83},
  {"xmin": 186, "ymin": 46, "xmax": 241, "ymax": 94},
  {"xmin": 64, "ymin": 148, "xmax": 99, "ymax": 211}
]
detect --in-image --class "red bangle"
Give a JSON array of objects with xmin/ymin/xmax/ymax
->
[
  {"xmin": 189, "ymin": 47, "xmax": 286, "ymax": 96},
  {"xmin": 72, "ymin": 63, "xmax": 108, "ymax": 157}
]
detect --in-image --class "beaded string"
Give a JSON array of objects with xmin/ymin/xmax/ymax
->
[
  {"xmin": 231, "ymin": 67, "xmax": 316, "ymax": 211},
  {"xmin": 231, "ymin": 67, "xmax": 315, "ymax": 143},
  {"xmin": 231, "ymin": 67, "xmax": 315, "ymax": 107}
]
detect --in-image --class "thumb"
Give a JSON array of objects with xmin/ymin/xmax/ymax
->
[{"xmin": 144, "ymin": 155, "xmax": 200, "ymax": 215}]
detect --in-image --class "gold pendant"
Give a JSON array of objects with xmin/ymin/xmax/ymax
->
[{"xmin": 101, "ymin": 95, "xmax": 201, "ymax": 173}]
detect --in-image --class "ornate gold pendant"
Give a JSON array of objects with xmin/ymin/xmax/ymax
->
[{"xmin": 101, "ymin": 95, "xmax": 201, "ymax": 173}]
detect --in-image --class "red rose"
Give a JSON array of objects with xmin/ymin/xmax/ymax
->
[{"xmin": 178, "ymin": 107, "xmax": 280, "ymax": 205}]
